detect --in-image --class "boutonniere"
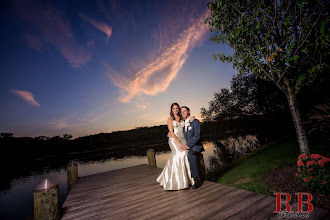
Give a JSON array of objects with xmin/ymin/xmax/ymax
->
[{"xmin": 187, "ymin": 122, "xmax": 192, "ymax": 131}]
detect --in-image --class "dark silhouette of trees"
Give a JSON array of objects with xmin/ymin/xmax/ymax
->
[
  {"xmin": 34, "ymin": 136, "xmax": 50, "ymax": 141},
  {"xmin": 201, "ymin": 73, "xmax": 289, "ymax": 121},
  {"xmin": 0, "ymin": 132, "xmax": 14, "ymax": 139},
  {"xmin": 0, "ymin": 125, "xmax": 172, "ymax": 163},
  {"xmin": 201, "ymin": 73, "xmax": 292, "ymax": 140},
  {"xmin": 62, "ymin": 134, "xmax": 73, "ymax": 140}
]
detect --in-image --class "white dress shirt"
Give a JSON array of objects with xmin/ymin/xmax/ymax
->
[
  {"xmin": 185, "ymin": 116, "xmax": 190, "ymax": 132},
  {"xmin": 185, "ymin": 117, "xmax": 190, "ymax": 149}
]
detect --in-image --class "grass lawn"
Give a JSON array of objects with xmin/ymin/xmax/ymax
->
[{"xmin": 216, "ymin": 135, "xmax": 329, "ymax": 196}]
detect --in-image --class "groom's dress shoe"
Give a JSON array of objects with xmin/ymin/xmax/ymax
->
[{"xmin": 192, "ymin": 177, "xmax": 203, "ymax": 189}]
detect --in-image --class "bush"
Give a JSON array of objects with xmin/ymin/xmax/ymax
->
[
  {"xmin": 296, "ymin": 154, "xmax": 330, "ymax": 195},
  {"xmin": 305, "ymin": 99, "xmax": 330, "ymax": 140}
]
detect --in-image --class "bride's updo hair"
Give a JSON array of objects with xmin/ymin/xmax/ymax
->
[{"xmin": 170, "ymin": 103, "xmax": 183, "ymax": 120}]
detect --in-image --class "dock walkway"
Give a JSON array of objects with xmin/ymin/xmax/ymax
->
[{"xmin": 61, "ymin": 164, "xmax": 329, "ymax": 219}]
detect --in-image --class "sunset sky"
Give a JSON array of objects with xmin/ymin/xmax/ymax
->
[{"xmin": 0, "ymin": 0, "xmax": 237, "ymax": 138}]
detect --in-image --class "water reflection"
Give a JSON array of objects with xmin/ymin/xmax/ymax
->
[{"xmin": 206, "ymin": 134, "xmax": 263, "ymax": 181}]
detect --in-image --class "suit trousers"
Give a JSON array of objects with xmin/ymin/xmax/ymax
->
[{"xmin": 187, "ymin": 150, "xmax": 200, "ymax": 178}]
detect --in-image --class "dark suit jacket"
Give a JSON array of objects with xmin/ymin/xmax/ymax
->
[{"xmin": 183, "ymin": 119, "xmax": 205, "ymax": 153}]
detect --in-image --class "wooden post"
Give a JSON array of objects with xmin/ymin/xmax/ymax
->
[
  {"xmin": 197, "ymin": 153, "xmax": 207, "ymax": 181},
  {"xmin": 67, "ymin": 161, "xmax": 78, "ymax": 193},
  {"xmin": 146, "ymin": 149, "xmax": 157, "ymax": 167},
  {"xmin": 34, "ymin": 179, "xmax": 60, "ymax": 220}
]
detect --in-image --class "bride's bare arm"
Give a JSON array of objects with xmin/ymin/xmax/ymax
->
[{"xmin": 167, "ymin": 118, "xmax": 183, "ymax": 146}]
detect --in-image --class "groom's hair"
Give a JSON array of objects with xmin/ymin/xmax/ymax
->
[{"xmin": 181, "ymin": 106, "xmax": 190, "ymax": 116}]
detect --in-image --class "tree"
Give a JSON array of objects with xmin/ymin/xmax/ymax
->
[
  {"xmin": 0, "ymin": 132, "xmax": 14, "ymax": 139},
  {"xmin": 62, "ymin": 134, "xmax": 73, "ymax": 140},
  {"xmin": 205, "ymin": 0, "xmax": 329, "ymax": 155},
  {"xmin": 35, "ymin": 136, "xmax": 50, "ymax": 141},
  {"xmin": 201, "ymin": 72, "xmax": 288, "ymax": 122}
]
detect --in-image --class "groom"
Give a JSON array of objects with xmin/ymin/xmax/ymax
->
[{"xmin": 180, "ymin": 106, "xmax": 205, "ymax": 189}]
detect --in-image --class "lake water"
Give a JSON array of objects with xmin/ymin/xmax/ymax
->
[{"xmin": 0, "ymin": 142, "xmax": 217, "ymax": 220}]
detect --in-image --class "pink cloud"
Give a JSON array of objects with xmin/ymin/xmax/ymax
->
[
  {"xmin": 106, "ymin": 11, "xmax": 210, "ymax": 103},
  {"xmin": 15, "ymin": 0, "xmax": 91, "ymax": 67},
  {"xmin": 136, "ymin": 104, "xmax": 147, "ymax": 109},
  {"xmin": 135, "ymin": 101, "xmax": 150, "ymax": 109},
  {"xmin": 11, "ymin": 89, "xmax": 40, "ymax": 107},
  {"xmin": 80, "ymin": 13, "xmax": 112, "ymax": 42}
]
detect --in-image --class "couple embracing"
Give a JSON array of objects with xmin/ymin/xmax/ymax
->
[{"xmin": 156, "ymin": 103, "xmax": 205, "ymax": 190}]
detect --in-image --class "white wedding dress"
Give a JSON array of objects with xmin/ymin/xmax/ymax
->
[{"xmin": 156, "ymin": 120, "xmax": 194, "ymax": 190}]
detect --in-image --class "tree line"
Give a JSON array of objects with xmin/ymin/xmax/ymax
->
[
  {"xmin": 0, "ymin": 125, "xmax": 171, "ymax": 163},
  {"xmin": 200, "ymin": 71, "xmax": 329, "ymax": 141}
]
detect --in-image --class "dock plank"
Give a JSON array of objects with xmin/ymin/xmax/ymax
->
[{"xmin": 61, "ymin": 164, "xmax": 329, "ymax": 220}]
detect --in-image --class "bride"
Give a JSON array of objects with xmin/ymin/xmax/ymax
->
[{"xmin": 156, "ymin": 103, "xmax": 195, "ymax": 190}]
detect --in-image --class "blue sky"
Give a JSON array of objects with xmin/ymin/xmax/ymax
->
[{"xmin": 0, "ymin": 0, "xmax": 237, "ymax": 138}]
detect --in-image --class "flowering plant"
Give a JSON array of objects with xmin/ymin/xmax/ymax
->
[{"xmin": 296, "ymin": 154, "xmax": 330, "ymax": 195}]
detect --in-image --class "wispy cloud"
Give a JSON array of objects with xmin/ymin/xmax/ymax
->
[
  {"xmin": 80, "ymin": 13, "xmax": 112, "ymax": 43},
  {"xmin": 136, "ymin": 113, "xmax": 151, "ymax": 120},
  {"xmin": 136, "ymin": 104, "xmax": 147, "ymax": 109},
  {"xmin": 48, "ymin": 120, "xmax": 73, "ymax": 130},
  {"xmin": 106, "ymin": 11, "xmax": 209, "ymax": 103},
  {"xmin": 24, "ymin": 33, "xmax": 43, "ymax": 52},
  {"xmin": 14, "ymin": 0, "xmax": 91, "ymax": 67},
  {"xmin": 135, "ymin": 100, "xmax": 150, "ymax": 109},
  {"xmin": 11, "ymin": 89, "xmax": 40, "ymax": 107},
  {"xmin": 47, "ymin": 117, "xmax": 91, "ymax": 136}
]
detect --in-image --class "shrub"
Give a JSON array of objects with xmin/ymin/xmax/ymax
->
[
  {"xmin": 305, "ymin": 99, "xmax": 330, "ymax": 140},
  {"xmin": 296, "ymin": 154, "xmax": 330, "ymax": 195}
]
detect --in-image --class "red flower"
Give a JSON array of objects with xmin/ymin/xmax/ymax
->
[
  {"xmin": 322, "ymin": 180, "xmax": 327, "ymax": 184},
  {"xmin": 318, "ymin": 159, "xmax": 325, "ymax": 167},
  {"xmin": 306, "ymin": 161, "xmax": 317, "ymax": 167},
  {"xmin": 309, "ymin": 176, "xmax": 313, "ymax": 179},
  {"xmin": 295, "ymin": 173, "xmax": 299, "ymax": 177},
  {"xmin": 303, "ymin": 178, "xmax": 309, "ymax": 182},
  {"xmin": 307, "ymin": 168, "xmax": 313, "ymax": 172},
  {"xmin": 311, "ymin": 154, "xmax": 323, "ymax": 159},
  {"xmin": 297, "ymin": 159, "xmax": 305, "ymax": 167},
  {"xmin": 298, "ymin": 154, "xmax": 309, "ymax": 160},
  {"xmin": 322, "ymin": 157, "xmax": 330, "ymax": 163}
]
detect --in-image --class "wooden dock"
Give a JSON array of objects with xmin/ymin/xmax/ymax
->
[{"xmin": 60, "ymin": 164, "xmax": 329, "ymax": 219}]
